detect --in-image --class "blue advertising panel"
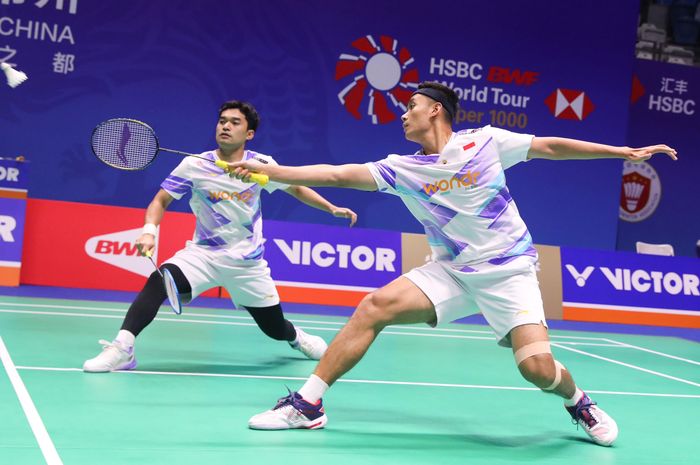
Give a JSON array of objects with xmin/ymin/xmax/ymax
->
[
  {"xmin": 0, "ymin": 157, "xmax": 28, "ymax": 191},
  {"xmin": 617, "ymin": 59, "xmax": 700, "ymax": 258},
  {"xmin": 561, "ymin": 246, "xmax": 700, "ymax": 313},
  {"xmin": 264, "ymin": 219, "xmax": 401, "ymax": 289},
  {"xmin": 1, "ymin": 0, "xmax": 639, "ymax": 251},
  {"xmin": 0, "ymin": 197, "xmax": 26, "ymax": 264}
]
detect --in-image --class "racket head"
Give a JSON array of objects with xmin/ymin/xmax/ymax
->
[
  {"xmin": 162, "ymin": 268, "xmax": 183, "ymax": 315},
  {"xmin": 91, "ymin": 118, "xmax": 159, "ymax": 170}
]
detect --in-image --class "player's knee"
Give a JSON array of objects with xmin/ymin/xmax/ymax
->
[
  {"xmin": 355, "ymin": 291, "xmax": 396, "ymax": 328},
  {"xmin": 518, "ymin": 353, "xmax": 556, "ymax": 387}
]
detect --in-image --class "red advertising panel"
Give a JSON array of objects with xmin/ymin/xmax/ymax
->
[{"xmin": 21, "ymin": 199, "xmax": 219, "ymax": 296}]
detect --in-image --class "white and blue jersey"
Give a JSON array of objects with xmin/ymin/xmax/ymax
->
[
  {"xmin": 161, "ymin": 150, "xmax": 287, "ymax": 261},
  {"xmin": 366, "ymin": 126, "xmax": 536, "ymax": 271}
]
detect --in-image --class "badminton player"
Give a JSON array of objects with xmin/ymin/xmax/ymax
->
[
  {"xmin": 229, "ymin": 82, "xmax": 677, "ymax": 446},
  {"xmin": 84, "ymin": 100, "xmax": 357, "ymax": 372}
]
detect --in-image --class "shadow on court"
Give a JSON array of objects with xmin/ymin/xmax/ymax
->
[{"xmin": 141, "ymin": 356, "xmax": 301, "ymax": 374}]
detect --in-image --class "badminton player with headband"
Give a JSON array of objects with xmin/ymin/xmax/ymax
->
[
  {"xmin": 83, "ymin": 100, "xmax": 358, "ymax": 372},
  {"xmin": 231, "ymin": 82, "xmax": 677, "ymax": 446}
]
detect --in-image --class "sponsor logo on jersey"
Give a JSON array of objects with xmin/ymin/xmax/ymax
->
[{"xmin": 421, "ymin": 172, "xmax": 480, "ymax": 195}]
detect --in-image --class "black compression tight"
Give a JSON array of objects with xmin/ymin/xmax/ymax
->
[
  {"xmin": 243, "ymin": 304, "xmax": 297, "ymax": 342},
  {"xmin": 121, "ymin": 264, "xmax": 191, "ymax": 336}
]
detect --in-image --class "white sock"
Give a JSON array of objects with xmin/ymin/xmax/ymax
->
[
  {"xmin": 298, "ymin": 374, "xmax": 329, "ymax": 404},
  {"xmin": 564, "ymin": 387, "xmax": 584, "ymax": 407},
  {"xmin": 115, "ymin": 330, "xmax": 135, "ymax": 349}
]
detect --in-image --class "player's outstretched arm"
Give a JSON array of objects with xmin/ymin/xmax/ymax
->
[
  {"xmin": 137, "ymin": 189, "xmax": 174, "ymax": 256},
  {"xmin": 527, "ymin": 137, "xmax": 677, "ymax": 162},
  {"xmin": 284, "ymin": 186, "xmax": 358, "ymax": 226},
  {"xmin": 227, "ymin": 161, "xmax": 378, "ymax": 191}
]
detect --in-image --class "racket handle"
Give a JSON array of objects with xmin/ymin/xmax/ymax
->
[
  {"xmin": 214, "ymin": 160, "xmax": 269, "ymax": 186},
  {"xmin": 249, "ymin": 173, "xmax": 269, "ymax": 186}
]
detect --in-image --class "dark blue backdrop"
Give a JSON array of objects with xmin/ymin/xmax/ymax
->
[
  {"xmin": 617, "ymin": 59, "xmax": 700, "ymax": 258},
  {"xmin": 1, "ymin": 0, "xmax": 641, "ymax": 250}
]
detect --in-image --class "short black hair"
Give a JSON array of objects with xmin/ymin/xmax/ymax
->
[
  {"xmin": 218, "ymin": 100, "xmax": 260, "ymax": 131},
  {"xmin": 416, "ymin": 81, "xmax": 459, "ymax": 122}
]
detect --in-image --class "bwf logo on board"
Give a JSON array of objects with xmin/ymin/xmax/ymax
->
[
  {"xmin": 335, "ymin": 35, "xmax": 419, "ymax": 125},
  {"xmin": 85, "ymin": 228, "xmax": 157, "ymax": 277}
]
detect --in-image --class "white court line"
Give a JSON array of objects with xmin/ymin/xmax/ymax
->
[
  {"xmin": 0, "ymin": 308, "xmax": 498, "ymax": 341},
  {"xmin": 15, "ymin": 365, "xmax": 700, "ymax": 399},
  {"xmin": 602, "ymin": 338, "xmax": 700, "ymax": 366},
  {"xmin": 1, "ymin": 308, "xmax": 638, "ymax": 346},
  {"xmin": 0, "ymin": 337, "xmax": 63, "ymax": 465},
  {"xmin": 551, "ymin": 343, "xmax": 700, "ymax": 388},
  {"xmin": 0, "ymin": 302, "xmax": 618, "ymax": 341}
]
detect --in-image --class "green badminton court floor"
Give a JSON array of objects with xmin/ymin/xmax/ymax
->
[{"xmin": 0, "ymin": 295, "xmax": 698, "ymax": 465}]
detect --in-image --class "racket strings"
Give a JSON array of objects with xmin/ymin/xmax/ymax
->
[{"xmin": 92, "ymin": 120, "xmax": 158, "ymax": 170}]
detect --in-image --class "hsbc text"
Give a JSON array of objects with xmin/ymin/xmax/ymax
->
[{"xmin": 648, "ymin": 95, "xmax": 695, "ymax": 115}]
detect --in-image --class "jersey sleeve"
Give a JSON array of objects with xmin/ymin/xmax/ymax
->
[
  {"xmin": 365, "ymin": 156, "xmax": 398, "ymax": 195},
  {"xmin": 160, "ymin": 158, "xmax": 193, "ymax": 200},
  {"xmin": 484, "ymin": 126, "xmax": 535, "ymax": 170}
]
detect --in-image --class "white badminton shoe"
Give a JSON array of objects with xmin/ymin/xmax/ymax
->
[
  {"xmin": 289, "ymin": 328, "xmax": 327, "ymax": 360},
  {"xmin": 83, "ymin": 339, "xmax": 137, "ymax": 372},
  {"xmin": 566, "ymin": 392, "xmax": 618, "ymax": 446},
  {"xmin": 249, "ymin": 390, "xmax": 327, "ymax": 430}
]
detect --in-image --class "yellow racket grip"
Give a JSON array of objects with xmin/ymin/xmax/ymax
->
[{"xmin": 214, "ymin": 160, "xmax": 269, "ymax": 186}]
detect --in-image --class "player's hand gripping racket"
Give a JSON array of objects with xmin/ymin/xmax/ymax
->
[
  {"xmin": 90, "ymin": 118, "xmax": 269, "ymax": 185},
  {"xmin": 144, "ymin": 250, "xmax": 183, "ymax": 315}
]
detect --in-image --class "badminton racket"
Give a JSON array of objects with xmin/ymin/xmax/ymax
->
[
  {"xmin": 90, "ymin": 118, "xmax": 269, "ymax": 185},
  {"xmin": 145, "ymin": 250, "xmax": 183, "ymax": 315}
]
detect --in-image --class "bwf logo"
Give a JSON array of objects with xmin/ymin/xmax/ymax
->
[
  {"xmin": 85, "ymin": 228, "xmax": 157, "ymax": 277},
  {"xmin": 335, "ymin": 34, "xmax": 419, "ymax": 125}
]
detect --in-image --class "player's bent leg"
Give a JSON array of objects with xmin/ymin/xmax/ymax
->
[
  {"xmin": 248, "ymin": 277, "xmax": 436, "ymax": 431},
  {"xmin": 83, "ymin": 265, "xmax": 192, "ymax": 373},
  {"xmin": 509, "ymin": 324, "xmax": 618, "ymax": 446},
  {"xmin": 245, "ymin": 304, "xmax": 328, "ymax": 360},
  {"xmin": 314, "ymin": 276, "xmax": 436, "ymax": 386}
]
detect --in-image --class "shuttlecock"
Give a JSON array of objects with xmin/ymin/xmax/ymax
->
[
  {"xmin": 623, "ymin": 181, "xmax": 645, "ymax": 211},
  {"xmin": 1, "ymin": 62, "xmax": 28, "ymax": 88}
]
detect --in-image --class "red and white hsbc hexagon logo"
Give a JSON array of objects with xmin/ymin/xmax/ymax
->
[
  {"xmin": 545, "ymin": 88, "xmax": 595, "ymax": 120},
  {"xmin": 84, "ymin": 227, "xmax": 158, "ymax": 277}
]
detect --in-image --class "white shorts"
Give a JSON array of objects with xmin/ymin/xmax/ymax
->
[
  {"xmin": 404, "ymin": 257, "xmax": 547, "ymax": 347},
  {"xmin": 165, "ymin": 242, "xmax": 279, "ymax": 308}
]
